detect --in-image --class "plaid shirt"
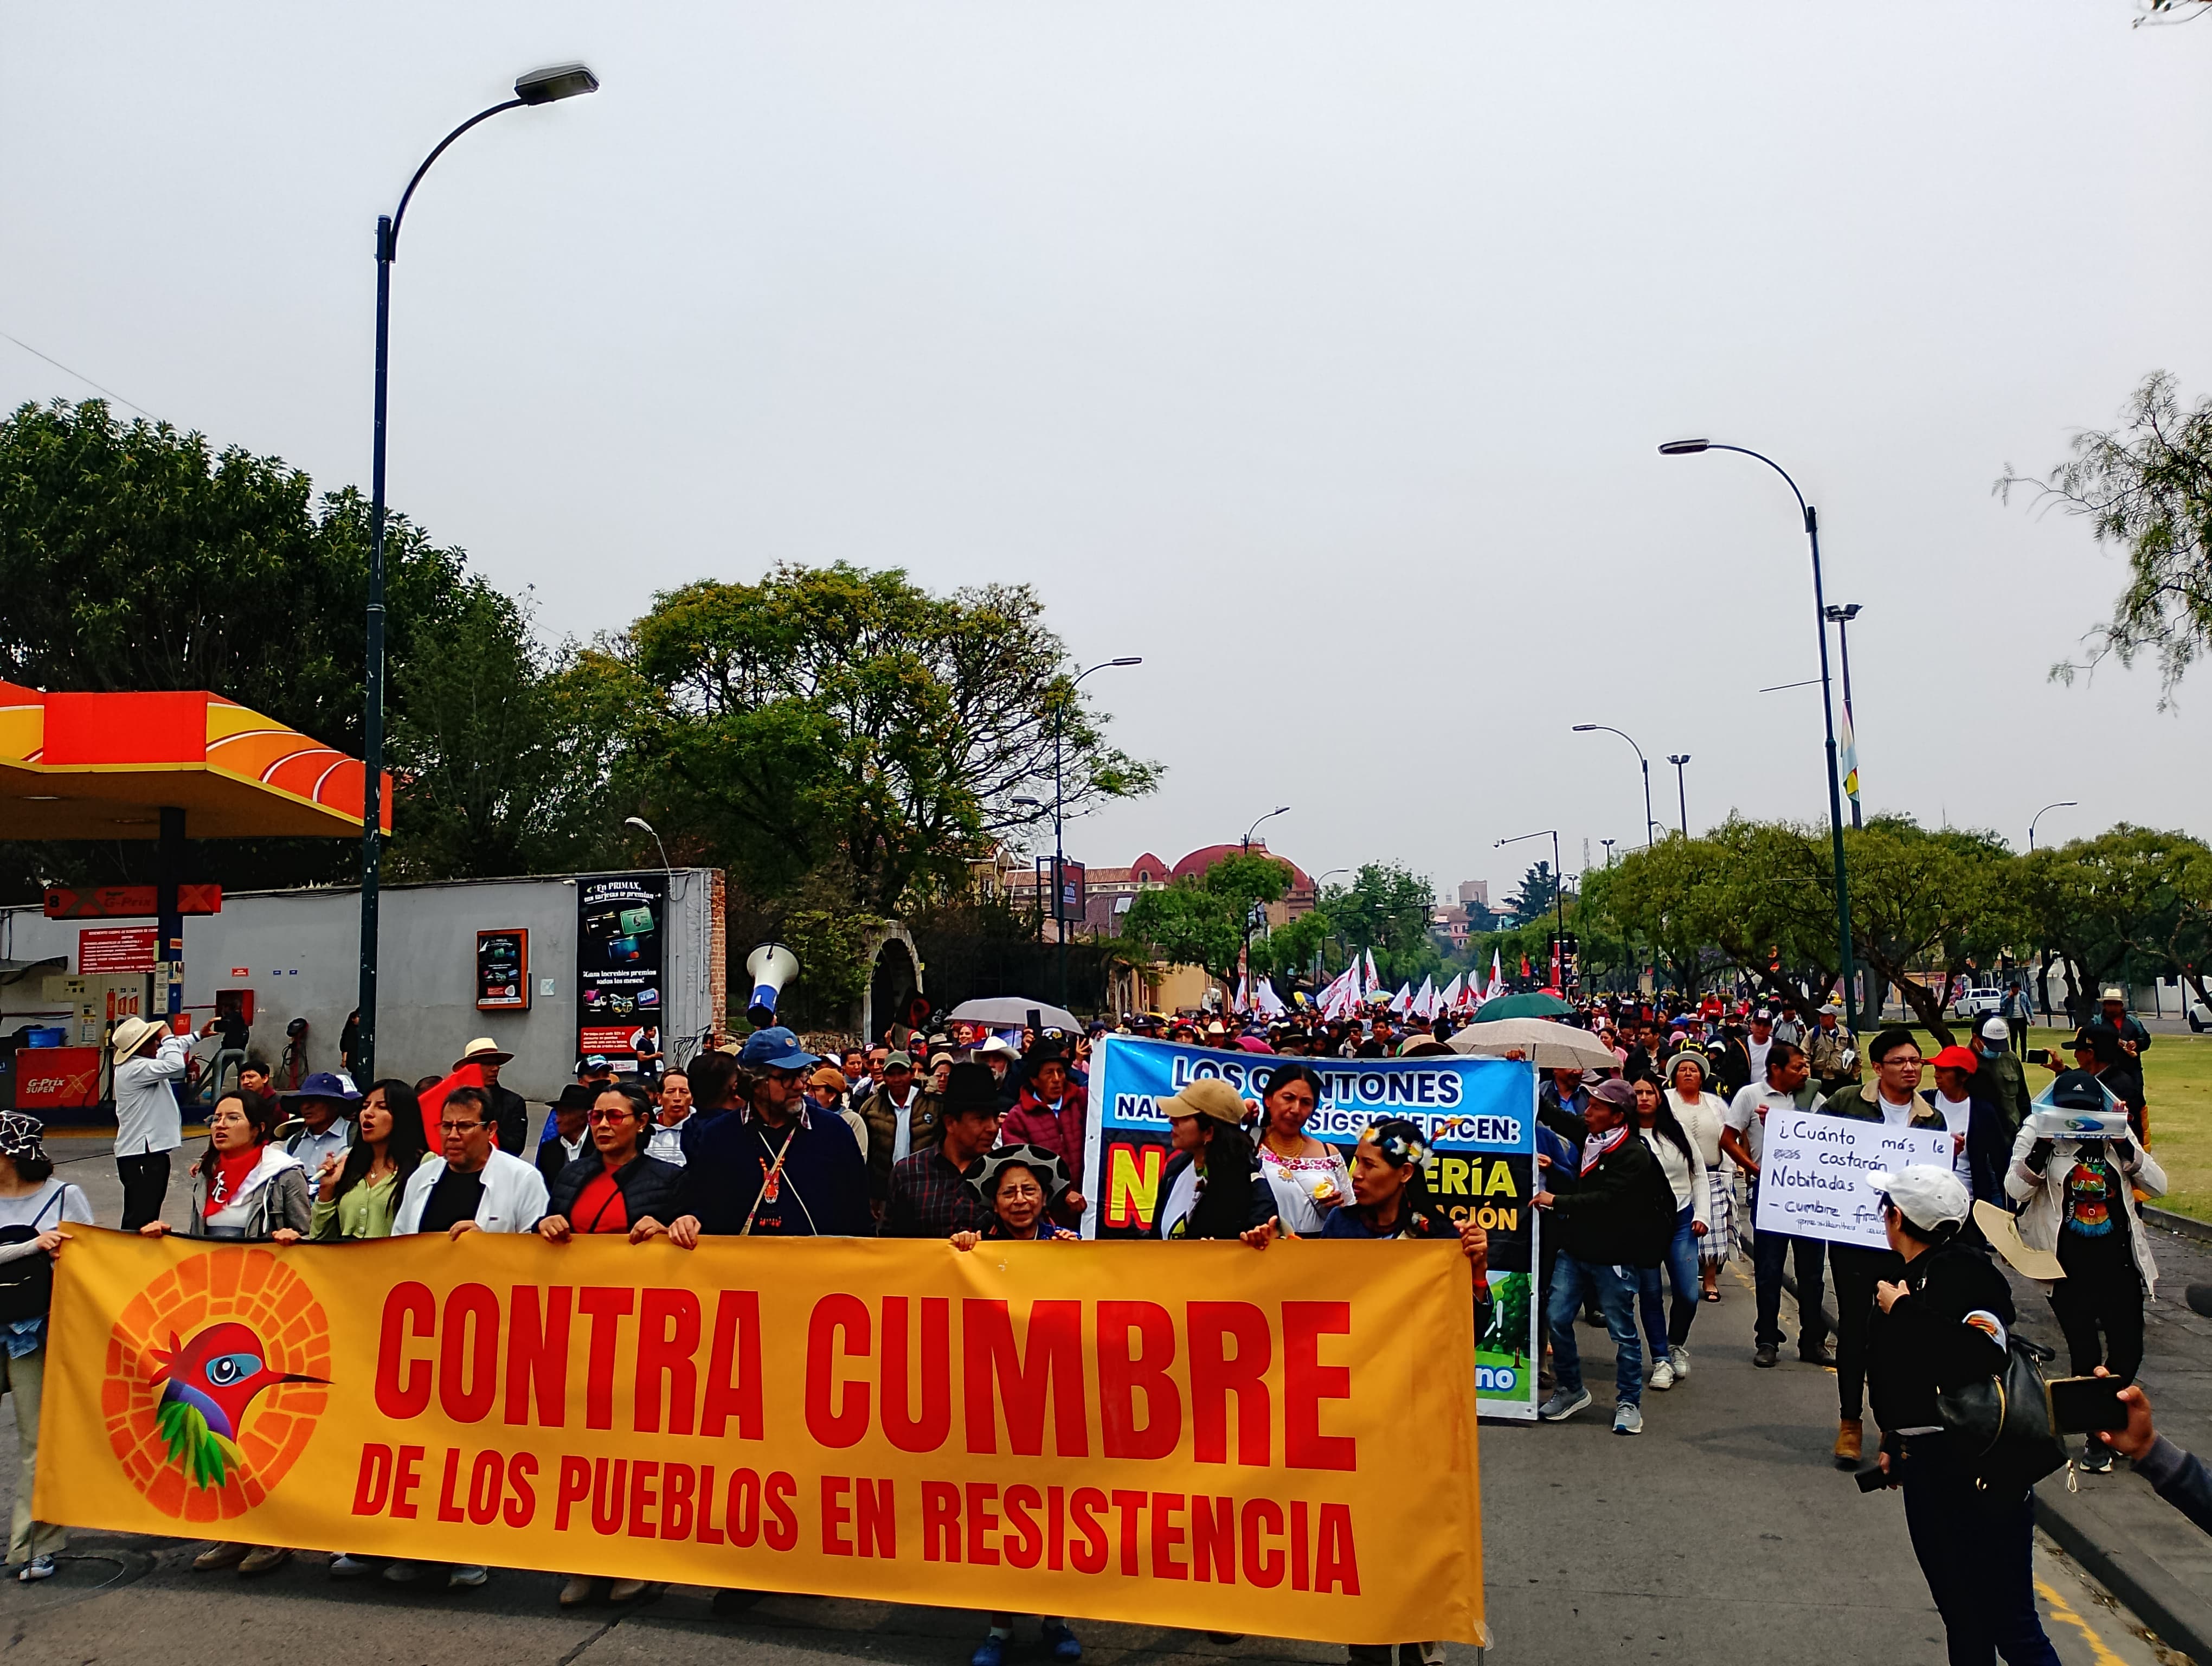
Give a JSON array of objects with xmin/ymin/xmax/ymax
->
[{"xmin": 883, "ymin": 1146, "xmax": 990, "ymax": 1238}]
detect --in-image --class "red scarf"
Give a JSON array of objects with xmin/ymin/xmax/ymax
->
[{"xmin": 205, "ymin": 1146, "xmax": 261, "ymax": 1217}]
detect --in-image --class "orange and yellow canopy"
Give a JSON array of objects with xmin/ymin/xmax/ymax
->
[{"xmin": 0, "ymin": 682, "xmax": 388, "ymax": 840}]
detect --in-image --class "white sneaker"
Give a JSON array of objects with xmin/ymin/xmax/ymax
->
[
  {"xmin": 447, "ymin": 1565, "xmax": 489, "ymax": 1589},
  {"xmin": 1648, "ymin": 1357, "xmax": 1676, "ymax": 1392},
  {"xmin": 1613, "ymin": 1402, "xmax": 1644, "ymax": 1436},
  {"xmin": 1670, "ymin": 1345, "xmax": 1691, "ymax": 1381},
  {"xmin": 17, "ymin": 1556, "xmax": 54, "ymax": 1583}
]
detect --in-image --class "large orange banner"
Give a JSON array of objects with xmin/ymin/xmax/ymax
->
[{"xmin": 40, "ymin": 1230, "xmax": 1483, "ymax": 1644}]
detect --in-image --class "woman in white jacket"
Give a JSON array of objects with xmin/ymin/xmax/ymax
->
[
  {"xmin": 2005, "ymin": 1071, "xmax": 2166, "ymax": 1472},
  {"xmin": 1634, "ymin": 1077, "xmax": 1709, "ymax": 1392},
  {"xmin": 1664, "ymin": 1048, "xmax": 1732, "ymax": 1302}
]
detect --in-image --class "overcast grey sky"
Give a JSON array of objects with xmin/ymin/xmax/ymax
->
[{"xmin": 7, "ymin": 4, "xmax": 2209, "ymax": 900}]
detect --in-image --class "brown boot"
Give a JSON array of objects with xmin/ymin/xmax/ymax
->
[{"xmin": 1833, "ymin": 1418, "xmax": 1863, "ymax": 1468}]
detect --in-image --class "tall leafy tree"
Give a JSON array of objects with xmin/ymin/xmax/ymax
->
[
  {"xmin": 2001, "ymin": 371, "xmax": 2212, "ymax": 705},
  {"xmin": 610, "ymin": 564, "xmax": 1158, "ymax": 915},
  {"xmin": 1123, "ymin": 853, "xmax": 1290, "ymax": 997}
]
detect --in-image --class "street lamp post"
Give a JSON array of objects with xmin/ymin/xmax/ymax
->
[
  {"xmin": 1667, "ymin": 754, "xmax": 1692, "ymax": 836},
  {"xmin": 1240, "ymin": 805, "xmax": 1290, "ymax": 1004},
  {"xmin": 2029, "ymin": 802, "xmax": 2077, "ymax": 853},
  {"xmin": 1051, "ymin": 658, "xmax": 1140, "ymax": 1010},
  {"xmin": 1572, "ymin": 723, "xmax": 1655, "ymax": 850},
  {"xmin": 1661, "ymin": 438, "xmax": 1856, "ymax": 1018},
  {"xmin": 1823, "ymin": 603, "xmax": 1864, "ymax": 828},
  {"xmin": 1495, "ymin": 828, "xmax": 1564, "ymax": 988},
  {"xmin": 1601, "ymin": 838, "xmax": 1616, "ymax": 867},
  {"xmin": 357, "ymin": 63, "xmax": 600, "ymax": 1081}
]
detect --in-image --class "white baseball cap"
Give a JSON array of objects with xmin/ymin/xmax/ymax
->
[
  {"xmin": 1864, "ymin": 1164, "xmax": 1971, "ymax": 1234},
  {"xmin": 1979, "ymin": 1015, "xmax": 2009, "ymax": 1041}
]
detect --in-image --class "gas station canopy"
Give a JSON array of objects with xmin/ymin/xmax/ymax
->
[{"xmin": 0, "ymin": 682, "xmax": 388, "ymax": 840}]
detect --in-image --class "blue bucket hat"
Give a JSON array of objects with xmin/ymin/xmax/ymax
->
[
  {"xmin": 738, "ymin": 1026, "xmax": 818, "ymax": 1072},
  {"xmin": 280, "ymin": 1071, "xmax": 362, "ymax": 1104}
]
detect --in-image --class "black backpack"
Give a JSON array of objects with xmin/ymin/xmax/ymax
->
[{"xmin": 0, "ymin": 1186, "xmax": 66, "ymax": 1324}]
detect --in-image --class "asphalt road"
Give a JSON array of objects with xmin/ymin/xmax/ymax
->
[{"xmin": 5, "ymin": 1137, "xmax": 2176, "ymax": 1666}]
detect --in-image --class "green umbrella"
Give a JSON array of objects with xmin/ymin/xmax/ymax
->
[{"xmin": 1465, "ymin": 990, "xmax": 1573, "ymax": 1021}]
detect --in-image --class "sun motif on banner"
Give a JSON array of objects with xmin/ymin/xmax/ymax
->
[{"xmin": 101, "ymin": 1249, "xmax": 330, "ymax": 1522}]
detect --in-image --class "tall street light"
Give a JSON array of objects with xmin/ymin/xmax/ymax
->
[
  {"xmin": 2029, "ymin": 802, "xmax": 2076, "ymax": 852},
  {"xmin": 1667, "ymin": 754, "xmax": 1692, "ymax": 836},
  {"xmin": 357, "ymin": 63, "xmax": 600, "ymax": 1080},
  {"xmin": 1661, "ymin": 438, "xmax": 1856, "ymax": 1017},
  {"xmin": 1824, "ymin": 602, "xmax": 1864, "ymax": 829},
  {"xmin": 1572, "ymin": 723, "xmax": 1655, "ymax": 850},
  {"xmin": 1495, "ymin": 828, "xmax": 1564, "ymax": 986},
  {"xmin": 1240, "ymin": 805, "xmax": 1290, "ymax": 1002},
  {"xmin": 1052, "ymin": 657, "xmax": 1141, "ymax": 1009}
]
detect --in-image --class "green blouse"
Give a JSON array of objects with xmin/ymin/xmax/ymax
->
[{"xmin": 310, "ymin": 1168, "xmax": 402, "ymax": 1241}]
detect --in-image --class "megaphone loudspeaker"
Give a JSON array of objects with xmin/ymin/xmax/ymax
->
[{"xmin": 745, "ymin": 943, "xmax": 801, "ymax": 1023}]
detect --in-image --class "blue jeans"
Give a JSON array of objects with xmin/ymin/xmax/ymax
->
[
  {"xmin": 1902, "ymin": 1475, "xmax": 2060, "ymax": 1666},
  {"xmin": 1547, "ymin": 1255, "xmax": 1643, "ymax": 1405},
  {"xmin": 1637, "ymin": 1202, "xmax": 1699, "ymax": 1361}
]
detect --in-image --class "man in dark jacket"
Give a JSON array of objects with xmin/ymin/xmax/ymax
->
[
  {"xmin": 1821, "ymin": 1027, "xmax": 1949, "ymax": 1468},
  {"xmin": 537, "ymin": 1081, "xmax": 683, "ymax": 1239},
  {"xmin": 882, "ymin": 1063, "xmax": 1000, "ymax": 1238},
  {"xmin": 668, "ymin": 1028, "xmax": 870, "ymax": 1241},
  {"xmin": 456, "ymin": 1039, "xmax": 531, "ymax": 1156},
  {"xmin": 1534, "ymin": 1077, "xmax": 1663, "ymax": 1435},
  {"xmin": 536, "ymin": 1085, "xmax": 593, "ymax": 1187},
  {"xmin": 2085, "ymin": 987, "xmax": 2151, "ymax": 1129}
]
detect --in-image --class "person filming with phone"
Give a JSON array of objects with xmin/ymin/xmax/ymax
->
[
  {"xmin": 2004, "ymin": 1068, "xmax": 2167, "ymax": 1473},
  {"xmin": 1864, "ymin": 1163, "xmax": 2062, "ymax": 1666}
]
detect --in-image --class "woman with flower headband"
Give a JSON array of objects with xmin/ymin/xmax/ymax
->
[
  {"xmin": 1252, "ymin": 1063, "xmax": 1352, "ymax": 1235},
  {"xmin": 1301, "ymin": 1118, "xmax": 1487, "ymax": 1666}
]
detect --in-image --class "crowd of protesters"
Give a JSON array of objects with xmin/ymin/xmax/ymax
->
[{"xmin": 14, "ymin": 976, "xmax": 2194, "ymax": 1665}]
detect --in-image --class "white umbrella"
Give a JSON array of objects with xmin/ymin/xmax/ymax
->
[
  {"xmin": 1445, "ymin": 1017, "xmax": 1619, "ymax": 1072},
  {"xmin": 947, "ymin": 996, "xmax": 1083, "ymax": 1036}
]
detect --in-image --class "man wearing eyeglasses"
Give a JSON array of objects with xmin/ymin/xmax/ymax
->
[
  {"xmin": 668, "ymin": 1028, "xmax": 869, "ymax": 1243},
  {"xmin": 394, "ymin": 1085, "xmax": 550, "ymax": 1238},
  {"xmin": 1815, "ymin": 1027, "xmax": 1949, "ymax": 1468}
]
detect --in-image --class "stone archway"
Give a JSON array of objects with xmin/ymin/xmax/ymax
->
[{"xmin": 860, "ymin": 924, "xmax": 924, "ymax": 1045}]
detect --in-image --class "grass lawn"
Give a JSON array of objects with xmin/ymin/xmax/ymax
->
[{"xmin": 1886, "ymin": 1023, "xmax": 2212, "ymax": 1221}]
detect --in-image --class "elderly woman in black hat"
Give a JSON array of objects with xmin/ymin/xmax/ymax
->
[
  {"xmin": 0, "ymin": 1112, "xmax": 93, "ymax": 1582},
  {"xmin": 952, "ymin": 1145, "xmax": 1081, "ymax": 1247}
]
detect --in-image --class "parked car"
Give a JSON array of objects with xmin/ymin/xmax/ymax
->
[
  {"xmin": 2190, "ymin": 995, "xmax": 2208, "ymax": 1033},
  {"xmin": 1951, "ymin": 985, "xmax": 2004, "ymax": 1020}
]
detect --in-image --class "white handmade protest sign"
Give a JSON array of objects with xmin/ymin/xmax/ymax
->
[{"xmin": 1753, "ymin": 1110, "xmax": 1954, "ymax": 1250}]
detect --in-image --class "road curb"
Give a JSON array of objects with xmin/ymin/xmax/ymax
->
[
  {"xmin": 2142, "ymin": 1203, "xmax": 2212, "ymax": 1246},
  {"xmin": 2033, "ymin": 1482, "xmax": 2212, "ymax": 1665}
]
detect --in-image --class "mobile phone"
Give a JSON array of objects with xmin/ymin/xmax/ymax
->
[{"xmin": 2048, "ymin": 1375, "xmax": 2130, "ymax": 1434}]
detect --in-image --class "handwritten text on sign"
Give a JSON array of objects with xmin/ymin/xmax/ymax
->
[{"xmin": 1753, "ymin": 1112, "xmax": 1953, "ymax": 1250}]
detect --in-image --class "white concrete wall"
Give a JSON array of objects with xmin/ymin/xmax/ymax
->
[{"xmin": 0, "ymin": 870, "xmax": 721, "ymax": 1104}]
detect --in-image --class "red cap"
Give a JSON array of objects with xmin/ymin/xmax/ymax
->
[{"xmin": 1928, "ymin": 1045, "xmax": 1979, "ymax": 1074}]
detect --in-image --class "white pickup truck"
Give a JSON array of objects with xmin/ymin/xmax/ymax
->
[{"xmin": 1950, "ymin": 985, "xmax": 2004, "ymax": 1020}]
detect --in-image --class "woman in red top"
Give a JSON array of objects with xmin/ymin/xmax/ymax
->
[{"xmin": 535, "ymin": 1083, "xmax": 682, "ymax": 1607}]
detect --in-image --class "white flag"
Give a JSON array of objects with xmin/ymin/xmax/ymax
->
[
  {"xmin": 1438, "ymin": 972, "xmax": 1464, "ymax": 1014},
  {"xmin": 1365, "ymin": 949, "xmax": 1382, "ymax": 1002},
  {"xmin": 1412, "ymin": 975, "xmax": 1437, "ymax": 1020}
]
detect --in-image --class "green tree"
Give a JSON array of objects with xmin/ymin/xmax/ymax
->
[
  {"xmin": 1315, "ymin": 862, "xmax": 1437, "ymax": 984},
  {"xmin": 2000, "ymin": 371, "xmax": 2212, "ymax": 706},
  {"xmin": 611, "ymin": 564, "xmax": 1159, "ymax": 914},
  {"xmin": 1123, "ymin": 853, "xmax": 1290, "ymax": 997},
  {"xmin": 1505, "ymin": 861, "xmax": 1559, "ymax": 925}
]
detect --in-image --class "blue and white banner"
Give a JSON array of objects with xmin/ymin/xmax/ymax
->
[{"xmin": 1081, "ymin": 1035, "xmax": 1542, "ymax": 1418}]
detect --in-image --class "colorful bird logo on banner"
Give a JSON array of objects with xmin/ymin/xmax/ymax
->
[{"xmin": 149, "ymin": 1321, "xmax": 326, "ymax": 1489}]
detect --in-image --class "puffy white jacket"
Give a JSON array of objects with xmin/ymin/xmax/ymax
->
[
  {"xmin": 2004, "ymin": 1123, "xmax": 2165, "ymax": 1297},
  {"xmin": 393, "ymin": 1148, "xmax": 549, "ymax": 1235}
]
